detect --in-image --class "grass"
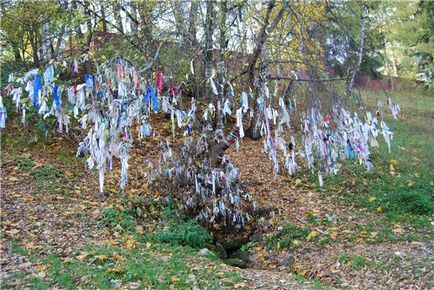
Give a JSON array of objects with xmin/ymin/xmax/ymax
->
[
  {"xmin": 335, "ymin": 253, "xmax": 368, "ymax": 270},
  {"xmin": 265, "ymin": 222, "xmax": 310, "ymax": 250},
  {"xmin": 5, "ymin": 242, "xmax": 247, "ymax": 289},
  {"xmin": 30, "ymin": 165, "xmax": 68, "ymax": 192},
  {"xmin": 5, "ymin": 204, "xmax": 245, "ymax": 289},
  {"xmin": 313, "ymin": 87, "xmax": 433, "ymax": 236},
  {"xmin": 39, "ymin": 244, "xmax": 246, "ymax": 289},
  {"xmin": 156, "ymin": 219, "xmax": 212, "ymax": 249},
  {"xmin": 101, "ymin": 203, "xmax": 212, "ymax": 249}
]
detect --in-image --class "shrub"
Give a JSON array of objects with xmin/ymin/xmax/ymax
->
[
  {"xmin": 383, "ymin": 190, "xmax": 433, "ymax": 215},
  {"xmin": 100, "ymin": 207, "xmax": 136, "ymax": 233},
  {"xmin": 157, "ymin": 219, "xmax": 212, "ymax": 249},
  {"xmin": 31, "ymin": 166, "xmax": 65, "ymax": 180},
  {"xmin": 265, "ymin": 222, "xmax": 310, "ymax": 249}
]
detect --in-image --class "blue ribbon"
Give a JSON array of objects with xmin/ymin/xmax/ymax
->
[
  {"xmin": 85, "ymin": 74, "xmax": 94, "ymax": 88},
  {"xmin": 53, "ymin": 85, "xmax": 61, "ymax": 107},
  {"xmin": 43, "ymin": 65, "xmax": 54, "ymax": 84},
  {"xmin": 227, "ymin": 89, "xmax": 234, "ymax": 97},
  {"xmin": 33, "ymin": 75, "xmax": 42, "ymax": 109},
  {"xmin": 0, "ymin": 106, "xmax": 6, "ymax": 129},
  {"xmin": 346, "ymin": 142, "xmax": 355, "ymax": 159},
  {"xmin": 151, "ymin": 87, "xmax": 159, "ymax": 112},
  {"xmin": 289, "ymin": 99, "xmax": 293, "ymax": 112},
  {"xmin": 144, "ymin": 86, "xmax": 152, "ymax": 103}
]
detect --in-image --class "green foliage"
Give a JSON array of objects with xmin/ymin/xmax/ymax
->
[
  {"xmin": 156, "ymin": 219, "xmax": 212, "ymax": 249},
  {"xmin": 335, "ymin": 253, "xmax": 367, "ymax": 270},
  {"xmin": 265, "ymin": 222, "xmax": 310, "ymax": 250},
  {"xmin": 100, "ymin": 206, "xmax": 136, "ymax": 233},
  {"xmin": 37, "ymin": 244, "xmax": 245, "ymax": 289},
  {"xmin": 31, "ymin": 166, "xmax": 65, "ymax": 180},
  {"xmin": 29, "ymin": 165, "xmax": 68, "ymax": 193},
  {"xmin": 11, "ymin": 240, "xmax": 28, "ymax": 256},
  {"xmin": 15, "ymin": 157, "xmax": 35, "ymax": 172},
  {"xmin": 382, "ymin": 190, "xmax": 433, "ymax": 216},
  {"xmin": 240, "ymin": 241, "xmax": 256, "ymax": 251}
]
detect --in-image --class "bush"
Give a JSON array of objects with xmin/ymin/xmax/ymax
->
[
  {"xmin": 157, "ymin": 219, "xmax": 212, "ymax": 249},
  {"xmin": 265, "ymin": 222, "xmax": 310, "ymax": 249},
  {"xmin": 100, "ymin": 207, "xmax": 136, "ymax": 233},
  {"xmin": 31, "ymin": 166, "xmax": 65, "ymax": 180},
  {"xmin": 383, "ymin": 190, "xmax": 433, "ymax": 216}
]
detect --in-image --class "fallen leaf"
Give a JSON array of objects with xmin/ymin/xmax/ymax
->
[
  {"xmin": 306, "ymin": 230, "xmax": 318, "ymax": 241},
  {"xmin": 76, "ymin": 251, "xmax": 89, "ymax": 261},
  {"xmin": 106, "ymin": 267, "xmax": 124, "ymax": 274},
  {"xmin": 124, "ymin": 239, "xmax": 136, "ymax": 249}
]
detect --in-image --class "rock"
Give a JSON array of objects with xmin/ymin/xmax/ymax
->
[
  {"xmin": 220, "ymin": 236, "xmax": 249, "ymax": 252},
  {"xmin": 199, "ymin": 248, "xmax": 213, "ymax": 255},
  {"xmin": 255, "ymin": 205, "xmax": 276, "ymax": 217},
  {"xmin": 250, "ymin": 232, "xmax": 262, "ymax": 242},
  {"xmin": 279, "ymin": 254, "xmax": 295, "ymax": 267},
  {"xmin": 212, "ymin": 242, "xmax": 227, "ymax": 259},
  {"xmin": 248, "ymin": 253, "xmax": 259, "ymax": 263},
  {"xmin": 229, "ymin": 249, "xmax": 249, "ymax": 263},
  {"xmin": 226, "ymin": 258, "xmax": 247, "ymax": 269}
]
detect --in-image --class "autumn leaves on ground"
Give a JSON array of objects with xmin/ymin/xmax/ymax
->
[{"xmin": 1, "ymin": 87, "xmax": 433, "ymax": 289}]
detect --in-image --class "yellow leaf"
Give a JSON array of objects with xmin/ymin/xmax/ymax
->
[
  {"xmin": 390, "ymin": 160, "xmax": 398, "ymax": 166},
  {"xmin": 95, "ymin": 255, "xmax": 107, "ymax": 263},
  {"xmin": 111, "ymin": 252, "xmax": 125, "ymax": 262},
  {"xmin": 106, "ymin": 267, "xmax": 124, "ymax": 274},
  {"xmin": 135, "ymin": 225, "xmax": 145, "ymax": 235},
  {"xmin": 368, "ymin": 196, "xmax": 377, "ymax": 202},
  {"xmin": 295, "ymin": 179, "xmax": 302, "ymax": 187},
  {"xmin": 293, "ymin": 239, "xmax": 301, "ymax": 246},
  {"xmin": 76, "ymin": 252, "xmax": 89, "ymax": 261},
  {"xmin": 306, "ymin": 230, "xmax": 318, "ymax": 241},
  {"xmin": 35, "ymin": 264, "xmax": 50, "ymax": 271},
  {"xmin": 405, "ymin": 180, "xmax": 413, "ymax": 187},
  {"xmin": 329, "ymin": 228, "xmax": 338, "ymax": 240},
  {"xmin": 6, "ymin": 229, "xmax": 19, "ymax": 236},
  {"xmin": 124, "ymin": 239, "xmax": 136, "ymax": 249}
]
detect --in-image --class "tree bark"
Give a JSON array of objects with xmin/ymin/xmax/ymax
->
[
  {"xmin": 188, "ymin": 0, "xmax": 198, "ymax": 47},
  {"xmin": 204, "ymin": 0, "xmax": 214, "ymax": 100},
  {"xmin": 216, "ymin": 0, "xmax": 228, "ymax": 130},
  {"xmin": 247, "ymin": 0, "xmax": 276, "ymax": 88},
  {"xmin": 348, "ymin": 3, "xmax": 367, "ymax": 94}
]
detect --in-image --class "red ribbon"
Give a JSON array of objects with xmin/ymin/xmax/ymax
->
[{"xmin": 156, "ymin": 71, "xmax": 163, "ymax": 91}]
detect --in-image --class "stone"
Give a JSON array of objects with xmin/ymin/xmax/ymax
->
[
  {"xmin": 220, "ymin": 236, "xmax": 249, "ymax": 252},
  {"xmin": 229, "ymin": 249, "xmax": 249, "ymax": 263},
  {"xmin": 225, "ymin": 258, "xmax": 247, "ymax": 269},
  {"xmin": 212, "ymin": 242, "xmax": 227, "ymax": 259}
]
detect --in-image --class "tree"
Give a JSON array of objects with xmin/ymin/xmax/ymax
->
[{"xmin": 1, "ymin": 0, "xmax": 400, "ymax": 232}]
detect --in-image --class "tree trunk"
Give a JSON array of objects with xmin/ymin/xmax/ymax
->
[
  {"xmin": 348, "ymin": 3, "xmax": 367, "ymax": 94},
  {"xmin": 189, "ymin": 0, "xmax": 198, "ymax": 47},
  {"xmin": 216, "ymin": 0, "xmax": 228, "ymax": 130},
  {"xmin": 100, "ymin": 0, "xmax": 108, "ymax": 35},
  {"xmin": 30, "ymin": 24, "xmax": 40, "ymax": 66},
  {"xmin": 13, "ymin": 46, "xmax": 22, "ymax": 62},
  {"xmin": 41, "ymin": 20, "xmax": 51, "ymax": 61},
  {"xmin": 204, "ymin": 0, "xmax": 214, "ymax": 100},
  {"xmin": 247, "ymin": 0, "xmax": 275, "ymax": 88}
]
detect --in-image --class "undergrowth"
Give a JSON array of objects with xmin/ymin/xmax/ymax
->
[
  {"xmin": 265, "ymin": 222, "xmax": 310, "ymax": 250},
  {"xmin": 310, "ymin": 88, "xmax": 433, "ymax": 231},
  {"xmin": 100, "ymin": 201, "xmax": 212, "ymax": 249}
]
